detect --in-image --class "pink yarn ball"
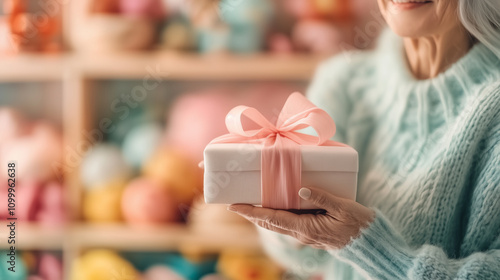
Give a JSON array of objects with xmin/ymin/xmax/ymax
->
[
  {"xmin": 165, "ymin": 88, "xmax": 236, "ymax": 163},
  {"xmin": 268, "ymin": 33, "xmax": 294, "ymax": 54},
  {"xmin": 16, "ymin": 180, "xmax": 43, "ymax": 221},
  {"xmin": 36, "ymin": 182, "xmax": 66, "ymax": 225},
  {"xmin": 0, "ymin": 185, "xmax": 8, "ymax": 219},
  {"xmin": 165, "ymin": 85, "xmax": 295, "ymax": 163},
  {"xmin": 0, "ymin": 107, "xmax": 29, "ymax": 146},
  {"xmin": 0, "ymin": 121, "xmax": 63, "ymax": 181},
  {"xmin": 143, "ymin": 265, "xmax": 185, "ymax": 280},
  {"xmin": 122, "ymin": 177, "xmax": 180, "ymax": 225},
  {"xmin": 120, "ymin": 0, "xmax": 166, "ymax": 19},
  {"xmin": 38, "ymin": 254, "xmax": 63, "ymax": 280}
]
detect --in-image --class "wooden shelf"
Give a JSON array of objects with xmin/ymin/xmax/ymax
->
[
  {"xmin": 0, "ymin": 222, "xmax": 260, "ymax": 253},
  {"xmin": 0, "ymin": 222, "xmax": 65, "ymax": 250},
  {"xmin": 74, "ymin": 52, "xmax": 323, "ymax": 81},
  {"xmin": 69, "ymin": 223, "xmax": 260, "ymax": 253},
  {"xmin": 0, "ymin": 52, "xmax": 323, "ymax": 82},
  {"xmin": 0, "ymin": 54, "xmax": 66, "ymax": 82}
]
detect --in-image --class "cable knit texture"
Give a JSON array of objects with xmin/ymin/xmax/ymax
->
[{"xmin": 258, "ymin": 29, "xmax": 500, "ymax": 280}]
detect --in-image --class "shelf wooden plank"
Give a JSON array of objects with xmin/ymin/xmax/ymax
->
[
  {"xmin": 0, "ymin": 54, "xmax": 66, "ymax": 82},
  {"xmin": 0, "ymin": 52, "xmax": 323, "ymax": 82},
  {"xmin": 0, "ymin": 222, "xmax": 65, "ymax": 250},
  {"xmin": 75, "ymin": 52, "xmax": 323, "ymax": 81},
  {"xmin": 69, "ymin": 223, "xmax": 261, "ymax": 253}
]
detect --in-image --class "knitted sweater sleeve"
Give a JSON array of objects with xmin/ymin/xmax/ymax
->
[{"xmin": 333, "ymin": 112, "xmax": 500, "ymax": 280}]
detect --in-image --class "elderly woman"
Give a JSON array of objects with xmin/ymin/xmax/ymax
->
[{"xmin": 229, "ymin": 0, "xmax": 500, "ymax": 279}]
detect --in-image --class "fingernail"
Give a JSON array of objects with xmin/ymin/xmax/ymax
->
[
  {"xmin": 198, "ymin": 161, "xmax": 204, "ymax": 169},
  {"xmin": 227, "ymin": 205, "xmax": 237, "ymax": 212},
  {"xmin": 299, "ymin": 188, "xmax": 311, "ymax": 200}
]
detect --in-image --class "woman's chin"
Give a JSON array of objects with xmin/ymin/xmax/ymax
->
[{"xmin": 386, "ymin": 20, "xmax": 434, "ymax": 38}]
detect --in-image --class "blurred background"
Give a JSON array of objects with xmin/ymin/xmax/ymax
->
[{"xmin": 0, "ymin": 0, "xmax": 383, "ymax": 279}]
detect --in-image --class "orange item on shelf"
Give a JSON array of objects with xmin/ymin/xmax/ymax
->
[
  {"xmin": 218, "ymin": 251, "xmax": 282, "ymax": 280},
  {"xmin": 90, "ymin": 0, "xmax": 120, "ymax": 14},
  {"xmin": 121, "ymin": 177, "xmax": 181, "ymax": 225},
  {"xmin": 142, "ymin": 149, "xmax": 202, "ymax": 206}
]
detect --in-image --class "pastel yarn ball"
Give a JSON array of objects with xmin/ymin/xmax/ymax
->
[
  {"xmin": 0, "ymin": 250, "xmax": 28, "ymax": 280},
  {"xmin": 122, "ymin": 123, "xmax": 164, "ymax": 169},
  {"xmin": 0, "ymin": 107, "xmax": 29, "ymax": 146},
  {"xmin": 165, "ymin": 88, "xmax": 235, "ymax": 162},
  {"xmin": 218, "ymin": 251, "xmax": 282, "ymax": 280},
  {"xmin": 39, "ymin": 253, "xmax": 63, "ymax": 280},
  {"xmin": 120, "ymin": 0, "xmax": 166, "ymax": 20},
  {"xmin": 70, "ymin": 250, "xmax": 140, "ymax": 280},
  {"xmin": 165, "ymin": 85, "xmax": 294, "ymax": 163},
  {"xmin": 36, "ymin": 181, "xmax": 66, "ymax": 225},
  {"xmin": 16, "ymin": 180, "xmax": 43, "ymax": 221},
  {"xmin": 81, "ymin": 144, "xmax": 132, "ymax": 189},
  {"xmin": 0, "ymin": 121, "xmax": 63, "ymax": 181},
  {"xmin": 121, "ymin": 177, "xmax": 180, "ymax": 225},
  {"xmin": 143, "ymin": 265, "xmax": 186, "ymax": 280},
  {"xmin": 143, "ymin": 149, "xmax": 201, "ymax": 206},
  {"xmin": 82, "ymin": 180, "xmax": 125, "ymax": 223}
]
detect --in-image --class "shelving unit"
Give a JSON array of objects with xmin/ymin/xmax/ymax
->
[{"xmin": 0, "ymin": 1, "xmax": 323, "ymax": 278}]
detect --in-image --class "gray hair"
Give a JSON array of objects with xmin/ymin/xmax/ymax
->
[{"xmin": 459, "ymin": 0, "xmax": 500, "ymax": 58}]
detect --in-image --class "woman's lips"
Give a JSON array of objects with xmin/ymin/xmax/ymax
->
[{"xmin": 389, "ymin": 0, "xmax": 432, "ymax": 11}]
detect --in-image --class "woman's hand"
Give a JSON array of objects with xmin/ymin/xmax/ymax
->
[{"xmin": 228, "ymin": 187, "xmax": 375, "ymax": 251}]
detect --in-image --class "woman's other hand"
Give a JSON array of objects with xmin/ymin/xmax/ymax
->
[{"xmin": 228, "ymin": 187, "xmax": 375, "ymax": 251}]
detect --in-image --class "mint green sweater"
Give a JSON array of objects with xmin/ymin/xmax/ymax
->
[{"xmin": 259, "ymin": 30, "xmax": 500, "ymax": 280}]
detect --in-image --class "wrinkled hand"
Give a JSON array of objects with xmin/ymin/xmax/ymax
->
[{"xmin": 228, "ymin": 187, "xmax": 375, "ymax": 251}]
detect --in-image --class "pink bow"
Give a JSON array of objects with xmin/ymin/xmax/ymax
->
[{"xmin": 212, "ymin": 92, "xmax": 345, "ymax": 209}]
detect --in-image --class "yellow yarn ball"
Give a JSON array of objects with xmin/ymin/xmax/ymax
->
[
  {"xmin": 70, "ymin": 250, "xmax": 140, "ymax": 280},
  {"xmin": 82, "ymin": 180, "xmax": 126, "ymax": 223},
  {"xmin": 218, "ymin": 251, "xmax": 282, "ymax": 280}
]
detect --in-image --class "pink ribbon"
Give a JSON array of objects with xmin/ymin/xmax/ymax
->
[{"xmin": 211, "ymin": 92, "xmax": 346, "ymax": 209}]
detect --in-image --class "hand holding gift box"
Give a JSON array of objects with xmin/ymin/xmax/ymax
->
[{"xmin": 203, "ymin": 92, "xmax": 357, "ymax": 210}]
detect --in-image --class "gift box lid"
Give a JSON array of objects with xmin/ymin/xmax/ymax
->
[{"xmin": 204, "ymin": 143, "xmax": 358, "ymax": 172}]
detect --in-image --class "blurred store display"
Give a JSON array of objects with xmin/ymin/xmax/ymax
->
[{"xmin": 0, "ymin": 0, "xmax": 383, "ymax": 278}]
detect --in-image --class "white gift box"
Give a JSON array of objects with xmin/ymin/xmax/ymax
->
[{"xmin": 203, "ymin": 143, "xmax": 358, "ymax": 209}]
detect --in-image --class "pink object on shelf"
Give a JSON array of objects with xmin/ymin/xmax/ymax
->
[
  {"xmin": 0, "ymin": 121, "xmax": 63, "ymax": 182},
  {"xmin": 38, "ymin": 253, "xmax": 63, "ymax": 280},
  {"xmin": 165, "ymin": 84, "xmax": 295, "ymax": 163},
  {"xmin": 268, "ymin": 33, "xmax": 294, "ymax": 53},
  {"xmin": 36, "ymin": 181, "xmax": 66, "ymax": 225},
  {"xmin": 0, "ymin": 107, "xmax": 30, "ymax": 146},
  {"xmin": 16, "ymin": 180, "xmax": 43, "ymax": 221},
  {"xmin": 121, "ymin": 177, "xmax": 180, "ymax": 225},
  {"xmin": 143, "ymin": 265, "xmax": 186, "ymax": 280}
]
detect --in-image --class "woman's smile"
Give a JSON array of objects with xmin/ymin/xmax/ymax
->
[{"xmin": 389, "ymin": 0, "xmax": 433, "ymax": 11}]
